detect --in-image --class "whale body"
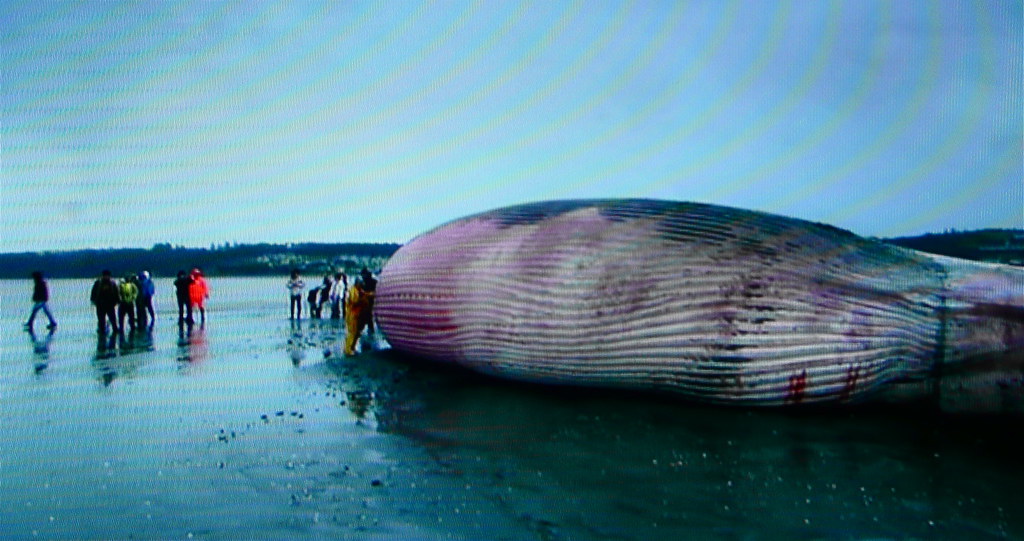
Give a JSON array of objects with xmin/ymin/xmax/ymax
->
[{"xmin": 375, "ymin": 200, "xmax": 1023, "ymax": 412}]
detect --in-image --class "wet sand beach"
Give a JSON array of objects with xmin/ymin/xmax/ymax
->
[{"xmin": 2, "ymin": 278, "xmax": 1021, "ymax": 540}]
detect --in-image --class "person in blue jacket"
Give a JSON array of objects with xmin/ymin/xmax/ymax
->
[{"xmin": 136, "ymin": 270, "xmax": 156, "ymax": 328}]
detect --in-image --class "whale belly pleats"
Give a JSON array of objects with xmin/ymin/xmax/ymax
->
[{"xmin": 377, "ymin": 200, "xmax": 952, "ymax": 406}]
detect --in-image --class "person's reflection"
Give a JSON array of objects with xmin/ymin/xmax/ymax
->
[
  {"xmin": 176, "ymin": 322, "xmax": 190, "ymax": 363},
  {"xmin": 118, "ymin": 327, "xmax": 137, "ymax": 353},
  {"xmin": 93, "ymin": 332, "xmax": 119, "ymax": 386},
  {"xmin": 321, "ymin": 318, "xmax": 345, "ymax": 361},
  {"xmin": 346, "ymin": 389, "xmax": 374, "ymax": 422},
  {"xmin": 27, "ymin": 327, "xmax": 55, "ymax": 374},
  {"xmin": 176, "ymin": 321, "xmax": 208, "ymax": 366},
  {"xmin": 190, "ymin": 325, "xmax": 208, "ymax": 363},
  {"xmin": 288, "ymin": 319, "xmax": 307, "ymax": 366},
  {"xmin": 133, "ymin": 325, "xmax": 155, "ymax": 353}
]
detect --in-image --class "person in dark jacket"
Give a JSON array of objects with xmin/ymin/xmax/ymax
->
[
  {"xmin": 286, "ymin": 269, "xmax": 305, "ymax": 320},
  {"xmin": 173, "ymin": 270, "xmax": 193, "ymax": 325},
  {"xmin": 90, "ymin": 270, "xmax": 120, "ymax": 334},
  {"xmin": 136, "ymin": 271, "xmax": 156, "ymax": 328},
  {"xmin": 24, "ymin": 271, "xmax": 58, "ymax": 332},
  {"xmin": 318, "ymin": 275, "xmax": 332, "ymax": 319},
  {"xmin": 307, "ymin": 286, "xmax": 321, "ymax": 319},
  {"xmin": 359, "ymin": 268, "xmax": 378, "ymax": 333}
]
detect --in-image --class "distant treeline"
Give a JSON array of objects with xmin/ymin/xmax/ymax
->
[
  {"xmin": 2, "ymin": 228, "xmax": 1021, "ymax": 279},
  {"xmin": 882, "ymin": 228, "xmax": 1023, "ymax": 265},
  {"xmin": 0, "ymin": 242, "xmax": 402, "ymax": 279}
]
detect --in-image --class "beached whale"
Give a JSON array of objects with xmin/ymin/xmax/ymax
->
[{"xmin": 375, "ymin": 200, "xmax": 1023, "ymax": 413}]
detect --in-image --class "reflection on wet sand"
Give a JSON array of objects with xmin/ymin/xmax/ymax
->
[
  {"xmin": 91, "ymin": 328, "xmax": 155, "ymax": 386},
  {"xmin": 92, "ymin": 332, "xmax": 119, "ymax": 386},
  {"xmin": 307, "ymin": 348, "xmax": 1022, "ymax": 539},
  {"xmin": 27, "ymin": 327, "xmax": 55, "ymax": 374},
  {"xmin": 283, "ymin": 319, "xmax": 386, "ymax": 423},
  {"xmin": 345, "ymin": 389, "xmax": 375, "ymax": 423},
  {"xmin": 130, "ymin": 326, "xmax": 156, "ymax": 354},
  {"xmin": 287, "ymin": 320, "xmax": 307, "ymax": 366},
  {"xmin": 176, "ymin": 321, "xmax": 208, "ymax": 366},
  {"xmin": 285, "ymin": 319, "xmax": 346, "ymax": 366},
  {"xmin": 3, "ymin": 277, "xmax": 1020, "ymax": 541}
]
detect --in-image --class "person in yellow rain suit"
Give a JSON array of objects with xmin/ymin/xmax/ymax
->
[
  {"xmin": 117, "ymin": 273, "xmax": 140, "ymax": 333},
  {"xmin": 344, "ymin": 277, "xmax": 375, "ymax": 356}
]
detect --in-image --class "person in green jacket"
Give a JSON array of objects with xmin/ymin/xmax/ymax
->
[{"xmin": 118, "ymin": 273, "xmax": 140, "ymax": 333}]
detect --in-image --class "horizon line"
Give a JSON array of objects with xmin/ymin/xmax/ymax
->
[{"xmin": 3, "ymin": 226, "xmax": 1022, "ymax": 256}]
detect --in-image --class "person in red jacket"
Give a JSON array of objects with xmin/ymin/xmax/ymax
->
[{"xmin": 188, "ymin": 268, "xmax": 210, "ymax": 326}]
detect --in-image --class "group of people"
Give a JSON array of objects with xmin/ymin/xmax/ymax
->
[
  {"xmin": 89, "ymin": 269, "xmax": 161, "ymax": 334},
  {"xmin": 26, "ymin": 266, "xmax": 378, "ymax": 356},
  {"xmin": 287, "ymin": 271, "xmax": 346, "ymax": 320},
  {"xmin": 88, "ymin": 268, "xmax": 207, "ymax": 334},
  {"xmin": 173, "ymin": 268, "xmax": 210, "ymax": 327},
  {"xmin": 286, "ymin": 267, "xmax": 377, "ymax": 356}
]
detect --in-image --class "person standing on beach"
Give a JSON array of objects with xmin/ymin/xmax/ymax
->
[
  {"xmin": 174, "ymin": 270, "xmax": 193, "ymax": 325},
  {"xmin": 118, "ymin": 273, "xmax": 139, "ymax": 332},
  {"xmin": 286, "ymin": 270, "xmax": 305, "ymax": 320},
  {"xmin": 136, "ymin": 271, "xmax": 156, "ymax": 328},
  {"xmin": 24, "ymin": 271, "xmax": 58, "ymax": 332},
  {"xmin": 359, "ymin": 268, "xmax": 378, "ymax": 333},
  {"xmin": 318, "ymin": 275, "xmax": 332, "ymax": 319},
  {"xmin": 90, "ymin": 270, "xmax": 120, "ymax": 334},
  {"xmin": 189, "ymin": 268, "xmax": 210, "ymax": 326},
  {"xmin": 329, "ymin": 272, "xmax": 347, "ymax": 320},
  {"xmin": 307, "ymin": 284, "xmax": 321, "ymax": 319},
  {"xmin": 344, "ymin": 277, "xmax": 373, "ymax": 356}
]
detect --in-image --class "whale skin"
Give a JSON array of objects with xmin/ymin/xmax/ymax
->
[{"xmin": 375, "ymin": 200, "xmax": 1024, "ymax": 411}]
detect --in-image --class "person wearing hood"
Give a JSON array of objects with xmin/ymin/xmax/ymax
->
[
  {"xmin": 118, "ymin": 272, "xmax": 140, "ymax": 332},
  {"xmin": 136, "ymin": 271, "xmax": 156, "ymax": 328},
  {"xmin": 189, "ymin": 268, "xmax": 209, "ymax": 326}
]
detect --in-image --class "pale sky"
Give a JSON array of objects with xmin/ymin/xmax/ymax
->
[{"xmin": 2, "ymin": 0, "xmax": 1021, "ymax": 252}]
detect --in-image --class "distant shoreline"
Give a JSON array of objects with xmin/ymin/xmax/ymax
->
[
  {"xmin": 0, "ymin": 229, "xmax": 1020, "ymax": 279},
  {"xmin": 0, "ymin": 242, "xmax": 401, "ymax": 279}
]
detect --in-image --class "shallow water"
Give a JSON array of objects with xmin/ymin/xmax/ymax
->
[{"xmin": 2, "ymin": 278, "xmax": 1021, "ymax": 540}]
